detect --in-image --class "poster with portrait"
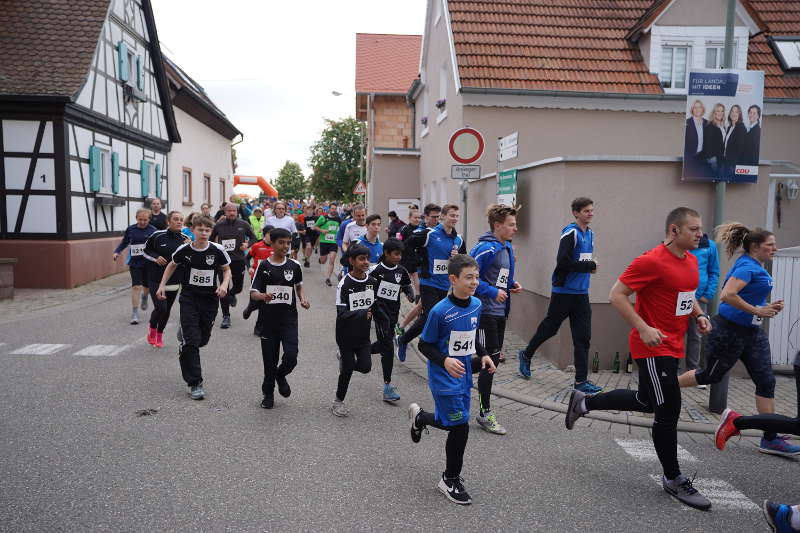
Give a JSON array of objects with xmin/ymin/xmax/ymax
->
[{"xmin": 682, "ymin": 69, "xmax": 764, "ymax": 183}]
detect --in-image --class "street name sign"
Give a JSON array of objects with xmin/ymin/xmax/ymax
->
[
  {"xmin": 451, "ymin": 165, "xmax": 481, "ymax": 180},
  {"xmin": 498, "ymin": 131, "xmax": 518, "ymax": 162},
  {"xmin": 449, "ymin": 128, "xmax": 485, "ymax": 164},
  {"xmin": 497, "ymin": 169, "xmax": 517, "ymax": 205}
]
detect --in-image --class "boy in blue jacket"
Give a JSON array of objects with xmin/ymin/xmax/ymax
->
[{"xmin": 469, "ymin": 204, "xmax": 522, "ymax": 434}]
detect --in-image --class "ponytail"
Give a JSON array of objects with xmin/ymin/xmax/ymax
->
[{"xmin": 715, "ymin": 222, "xmax": 773, "ymax": 257}]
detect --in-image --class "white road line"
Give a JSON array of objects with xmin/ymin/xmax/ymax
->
[
  {"xmin": 9, "ymin": 343, "xmax": 71, "ymax": 355},
  {"xmin": 615, "ymin": 439, "xmax": 698, "ymax": 462},
  {"xmin": 649, "ymin": 475, "xmax": 758, "ymax": 511},
  {"xmin": 73, "ymin": 345, "xmax": 130, "ymax": 357}
]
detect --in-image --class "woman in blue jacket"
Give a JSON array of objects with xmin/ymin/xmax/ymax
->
[{"xmin": 114, "ymin": 208, "xmax": 157, "ymax": 324}]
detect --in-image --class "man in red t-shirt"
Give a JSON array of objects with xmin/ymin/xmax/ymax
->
[{"xmin": 565, "ymin": 207, "xmax": 713, "ymax": 510}]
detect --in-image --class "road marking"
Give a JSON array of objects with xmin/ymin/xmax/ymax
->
[
  {"xmin": 649, "ymin": 475, "xmax": 758, "ymax": 511},
  {"xmin": 9, "ymin": 343, "xmax": 71, "ymax": 355},
  {"xmin": 616, "ymin": 439, "xmax": 698, "ymax": 462},
  {"xmin": 73, "ymin": 345, "xmax": 130, "ymax": 357}
]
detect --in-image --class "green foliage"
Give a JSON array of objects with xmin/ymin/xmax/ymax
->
[
  {"xmin": 273, "ymin": 161, "xmax": 307, "ymax": 200},
  {"xmin": 308, "ymin": 117, "xmax": 365, "ymax": 201}
]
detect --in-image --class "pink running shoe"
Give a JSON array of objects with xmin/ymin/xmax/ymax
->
[
  {"xmin": 147, "ymin": 326, "xmax": 157, "ymax": 346},
  {"xmin": 155, "ymin": 331, "xmax": 164, "ymax": 348}
]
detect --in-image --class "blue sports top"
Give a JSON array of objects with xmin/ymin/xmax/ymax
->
[
  {"xmin": 551, "ymin": 223, "xmax": 595, "ymax": 294},
  {"xmin": 719, "ymin": 254, "xmax": 774, "ymax": 328},
  {"xmin": 354, "ymin": 235, "xmax": 383, "ymax": 266},
  {"xmin": 418, "ymin": 224, "xmax": 465, "ymax": 291}
]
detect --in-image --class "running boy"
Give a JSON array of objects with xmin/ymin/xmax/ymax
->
[
  {"xmin": 332, "ymin": 244, "xmax": 378, "ymax": 417},
  {"xmin": 315, "ymin": 207, "xmax": 341, "ymax": 286},
  {"xmin": 369, "ymin": 239, "xmax": 414, "ymax": 402},
  {"xmin": 353, "ymin": 213, "xmax": 383, "ymax": 267},
  {"xmin": 408, "ymin": 254, "xmax": 496, "ymax": 506},
  {"xmin": 249, "ymin": 228, "xmax": 310, "ymax": 409},
  {"xmin": 157, "ymin": 215, "xmax": 231, "ymax": 400}
]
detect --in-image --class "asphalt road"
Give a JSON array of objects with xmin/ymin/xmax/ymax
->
[{"xmin": 0, "ymin": 265, "xmax": 795, "ymax": 532}]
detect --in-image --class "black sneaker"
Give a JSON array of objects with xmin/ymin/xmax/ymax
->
[
  {"xmin": 303, "ymin": 260, "xmax": 310, "ymax": 268},
  {"xmin": 229, "ymin": 294, "xmax": 237, "ymax": 307},
  {"xmin": 437, "ymin": 473, "xmax": 472, "ymax": 505},
  {"xmin": 220, "ymin": 315, "xmax": 231, "ymax": 329},
  {"xmin": 565, "ymin": 389, "xmax": 587, "ymax": 430},
  {"xmin": 243, "ymin": 302, "xmax": 256, "ymax": 320},
  {"xmin": 408, "ymin": 403, "xmax": 424, "ymax": 443},
  {"xmin": 261, "ymin": 395, "xmax": 274, "ymax": 409},
  {"xmin": 325, "ymin": 278, "xmax": 332, "ymax": 287},
  {"xmin": 277, "ymin": 376, "xmax": 291, "ymax": 398}
]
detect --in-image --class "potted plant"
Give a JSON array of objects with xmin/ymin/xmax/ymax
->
[
  {"xmin": 421, "ymin": 116, "xmax": 428, "ymax": 126},
  {"xmin": 435, "ymin": 98, "xmax": 446, "ymax": 110}
]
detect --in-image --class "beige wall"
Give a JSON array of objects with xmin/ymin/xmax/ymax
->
[
  {"xmin": 366, "ymin": 154, "xmax": 420, "ymax": 223},
  {"xmin": 372, "ymin": 95, "xmax": 414, "ymax": 149},
  {"xmin": 658, "ymin": 0, "xmax": 747, "ymax": 26}
]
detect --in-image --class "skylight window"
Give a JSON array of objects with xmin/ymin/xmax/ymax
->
[{"xmin": 772, "ymin": 38, "xmax": 800, "ymax": 71}]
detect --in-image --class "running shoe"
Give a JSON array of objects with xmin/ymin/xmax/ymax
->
[
  {"xmin": 397, "ymin": 340, "xmax": 407, "ymax": 362},
  {"xmin": 762, "ymin": 500, "xmax": 797, "ymax": 533},
  {"xmin": 140, "ymin": 293, "xmax": 148, "ymax": 311},
  {"xmin": 154, "ymin": 331, "xmax": 164, "ymax": 349},
  {"xmin": 147, "ymin": 326, "xmax": 157, "ymax": 346},
  {"xmin": 759, "ymin": 435, "xmax": 800, "ymax": 457},
  {"xmin": 565, "ymin": 389, "xmax": 587, "ymax": 430},
  {"xmin": 498, "ymin": 352, "xmax": 506, "ymax": 364},
  {"xmin": 383, "ymin": 383, "xmax": 400, "ymax": 402},
  {"xmin": 229, "ymin": 294, "xmax": 237, "ymax": 307},
  {"xmin": 242, "ymin": 302, "xmax": 255, "ymax": 320},
  {"xmin": 220, "ymin": 315, "xmax": 231, "ymax": 329},
  {"xmin": 261, "ymin": 395, "xmax": 274, "ymax": 409},
  {"xmin": 190, "ymin": 384, "xmax": 205, "ymax": 400},
  {"xmin": 518, "ymin": 349, "xmax": 531, "ymax": 379},
  {"xmin": 437, "ymin": 474, "xmax": 472, "ymax": 505},
  {"xmin": 325, "ymin": 278, "xmax": 332, "ymax": 287},
  {"xmin": 331, "ymin": 399, "xmax": 349, "ymax": 417},
  {"xmin": 130, "ymin": 309, "xmax": 140, "ymax": 325},
  {"xmin": 408, "ymin": 403, "xmax": 424, "ymax": 443},
  {"xmin": 714, "ymin": 408, "xmax": 741, "ymax": 451},
  {"xmin": 662, "ymin": 474, "xmax": 711, "ymax": 511},
  {"xmin": 303, "ymin": 260, "xmax": 310, "ymax": 268},
  {"xmin": 277, "ymin": 376, "xmax": 291, "ymax": 398},
  {"xmin": 696, "ymin": 384, "xmax": 708, "ymax": 390},
  {"xmin": 476, "ymin": 410, "xmax": 507, "ymax": 435},
  {"xmin": 574, "ymin": 381, "xmax": 603, "ymax": 394}
]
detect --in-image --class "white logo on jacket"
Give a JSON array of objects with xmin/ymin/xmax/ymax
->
[
  {"xmin": 205, "ymin": 255, "xmax": 215, "ymax": 265},
  {"xmin": 284, "ymin": 270, "xmax": 294, "ymax": 281}
]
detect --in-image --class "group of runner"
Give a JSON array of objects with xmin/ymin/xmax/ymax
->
[{"xmin": 112, "ymin": 195, "xmax": 798, "ymax": 527}]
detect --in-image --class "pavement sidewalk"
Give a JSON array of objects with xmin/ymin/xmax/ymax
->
[{"xmin": 398, "ymin": 303, "xmax": 798, "ymax": 435}]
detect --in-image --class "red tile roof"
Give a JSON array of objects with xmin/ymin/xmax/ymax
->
[
  {"xmin": 0, "ymin": 0, "xmax": 109, "ymax": 97},
  {"xmin": 356, "ymin": 33, "xmax": 422, "ymax": 94},
  {"xmin": 448, "ymin": 0, "xmax": 800, "ymax": 98}
]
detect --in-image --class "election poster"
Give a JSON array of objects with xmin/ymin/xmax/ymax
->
[{"xmin": 682, "ymin": 69, "xmax": 764, "ymax": 183}]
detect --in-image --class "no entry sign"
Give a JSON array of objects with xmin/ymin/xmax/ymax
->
[{"xmin": 449, "ymin": 128, "xmax": 484, "ymax": 164}]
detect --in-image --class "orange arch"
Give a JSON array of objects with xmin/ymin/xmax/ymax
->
[{"xmin": 233, "ymin": 175, "xmax": 278, "ymax": 198}]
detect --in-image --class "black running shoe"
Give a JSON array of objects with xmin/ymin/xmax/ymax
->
[
  {"xmin": 565, "ymin": 389, "xmax": 587, "ymax": 430},
  {"xmin": 261, "ymin": 395, "xmax": 274, "ymax": 409},
  {"xmin": 277, "ymin": 376, "xmax": 291, "ymax": 398},
  {"xmin": 408, "ymin": 403, "xmax": 424, "ymax": 443},
  {"xmin": 220, "ymin": 315, "xmax": 231, "ymax": 329},
  {"xmin": 303, "ymin": 260, "xmax": 310, "ymax": 268},
  {"xmin": 437, "ymin": 474, "xmax": 472, "ymax": 505},
  {"xmin": 229, "ymin": 294, "xmax": 237, "ymax": 307},
  {"xmin": 243, "ymin": 302, "xmax": 255, "ymax": 320},
  {"xmin": 325, "ymin": 278, "xmax": 332, "ymax": 287}
]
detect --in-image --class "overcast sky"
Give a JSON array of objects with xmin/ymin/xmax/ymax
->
[{"xmin": 152, "ymin": 0, "xmax": 426, "ymax": 196}]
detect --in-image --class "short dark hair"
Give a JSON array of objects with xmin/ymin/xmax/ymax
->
[
  {"xmin": 388, "ymin": 211, "xmax": 397, "ymax": 218},
  {"xmin": 366, "ymin": 214, "xmax": 381, "ymax": 225},
  {"xmin": 571, "ymin": 197, "xmax": 593, "ymax": 213},
  {"xmin": 448, "ymin": 254, "xmax": 478, "ymax": 277},
  {"xmin": 748, "ymin": 104, "xmax": 762, "ymax": 120},
  {"xmin": 423, "ymin": 203, "xmax": 441, "ymax": 216},
  {"xmin": 665, "ymin": 207, "xmax": 701, "ymax": 234},
  {"xmin": 270, "ymin": 227, "xmax": 291, "ymax": 242},
  {"xmin": 382, "ymin": 238, "xmax": 404, "ymax": 257},
  {"xmin": 441, "ymin": 204, "xmax": 459, "ymax": 216}
]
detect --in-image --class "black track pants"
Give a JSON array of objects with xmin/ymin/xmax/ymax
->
[{"xmin": 178, "ymin": 293, "xmax": 218, "ymax": 386}]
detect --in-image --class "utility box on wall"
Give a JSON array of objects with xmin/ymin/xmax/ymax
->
[{"xmin": 769, "ymin": 246, "xmax": 800, "ymax": 366}]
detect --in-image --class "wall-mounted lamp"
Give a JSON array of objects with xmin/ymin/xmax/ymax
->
[{"xmin": 788, "ymin": 180, "xmax": 799, "ymax": 201}]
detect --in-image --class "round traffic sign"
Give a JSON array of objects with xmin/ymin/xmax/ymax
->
[{"xmin": 449, "ymin": 128, "xmax": 484, "ymax": 164}]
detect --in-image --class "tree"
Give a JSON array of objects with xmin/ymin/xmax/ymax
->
[
  {"xmin": 273, "ymin": 161, "xmax": 307, "ymax": 200},
  {"xmin": 308, "ymin": 117, "xmax": 365, "ymax": 201}
]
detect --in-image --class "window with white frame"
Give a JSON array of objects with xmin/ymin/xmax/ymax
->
[
  {"xmin": 203, "ymin": 175, "xmax": 211, "ymax": 203},
  {"xmin": 99, "ymin": 147, "xmax": 112, "ymax": 192},
  {"xmin": 219, "ymin": 179, "xmax": 226, "ymax": 204},
  {"xmin": 659, "ymin": 46, "xmax": 689, "ymax": 89},
  {"xmin": 126, "ymin": 49, "xmax": 137, "ymax": 87},
  {"xmin": 705, "ymin": 43, "xmax": 737, "ymax": 69},
  {"xmin": 773, "ymin": 39, "xmax": 800, "ymax": 70},
  {"xmin": 182, "ymin": 168, "xmax": 192, "ymax": 204}
]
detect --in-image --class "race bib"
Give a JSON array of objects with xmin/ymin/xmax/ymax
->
[
  {"xmin": 189, "ymin": 268, "xmax": 214, "ymax": 287},
  {"xmin": 675, "ymin": 291, "xmax": 694, "ymax": 316},
  {"xmin": 377, "ymin": 280, "xmax": 401, "ymax": 301},
  {"xmin": 752, "ymin": 313, "xmax": 763, "ymax": 326},
  {"xmin": 496, "ymin": 268, "xmax": 509, "ymax": 289},
  {"xmin": 349, "ymin": 289, "xmax": 373, "ymax": 311},
  {"xmin": 579, "ymin": 252, "xmax": 593, "ymax": 261},
  {"xmin": 307, "ymin": 221, "xmax": 316, "ymax": 229},
  {"xmin": 433, "ymin": 259, "xmax": 449, "ymax": 275},
  {"xmin": 448, "ymin": 330, "xmax": 476, "ymax": 357},
  {"xmin": 222, "ymin": 239, "xmax": 236, "ymax": 252},
  {"xmin": 325, "ymin": 233, "xmax": 335, "ymax": 241},
  {"xmin": 130, "ymin": 244, "xmax": 145, "ymax": 256},
  {"xmin": 266, "ymin": 285, "xmax": 293, "ymax": 305}
]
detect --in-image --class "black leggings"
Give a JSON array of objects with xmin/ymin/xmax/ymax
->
[
  {"xmin": 586, "ymin": 356, "xmax": 682, "ymax": 479},
  {"xmin": 336, "ymin": 344, "xmax": 371, "ymax": 401},
  {"xmin": 148, "ymin": 283, "xmax": 178, "ymax": 332},
  {"xmin": 418, "ymin": 410, "xmax": 469, "ymax": 478},
  {"xmin": 370, "ymin": 313, "xmax": 397, "ymax": 383},
  {"xmin": 735, "ymin": 414, "xmax": 800, "ymax": 435},
  {"xmin": 477, "ymin": 315, "xmax": 506, "ymax": 413},
  {"xmin": 400, "ymin": 285, "xmax": 448, "ymax": 345}
]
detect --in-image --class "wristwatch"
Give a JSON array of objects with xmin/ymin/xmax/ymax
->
[{"xmin": 696, "ymin": 313, "xmax": 711, "ymax": 321}]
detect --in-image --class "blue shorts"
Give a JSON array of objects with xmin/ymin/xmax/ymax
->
[{"xmin": 432, "ymin": 391, "xmax": 470, "ymax": 427}]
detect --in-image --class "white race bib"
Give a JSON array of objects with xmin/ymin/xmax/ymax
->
[
  {"xmin": 433, "ymin": 259, "xmax": 449, "ymax": 275},
  {"xmin": 752, "ymin": 313, "xmax": 764, "ymax": 326},
  {"xmin": 675, "ymin": 291, "xmax": 695, "ymax": 316},
  {"xmin": 266, "ymin": 285, "xmax": 293, "ymax": 305},
  {"xmin": 189, "ymin": 268, "xmax": 214, "ymax": 287},
  {"xmin": 130, "ymin": 244, "xmax": 145, "ymax": 256},
  {"xmin": 448, "ymin": 330, "xmax": 476, "ymax": 357},
  {"xmin": 377, "ymin": 280, "xmax": 401, "ymax": 301},
  {"xmin": 222, "ymin": 239, "xmax": 236, "ymax": 252},
  {"xmin": 579, "ymin": 252, "xmax": 593, "ymax": 261},
  {"xmin": 349, "ymin": 289, "xmax": 373, "ymax": 311},
  {"xmin": 496, "ymin": 267, "xmax": 509, "ymax": 289}
]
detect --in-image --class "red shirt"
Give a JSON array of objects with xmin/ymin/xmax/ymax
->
[
  {"xmin": 618, "ymin": 244, "xmax": 699, "ymax": 359},
  {"xmin": 248, "ymin": 240, "xmax": 273, "ymax": 271}
]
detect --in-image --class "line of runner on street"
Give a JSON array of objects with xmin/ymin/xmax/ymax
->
[{"xmin": 111, "ymin": 195, "xmax": 800, "ymax": 527}]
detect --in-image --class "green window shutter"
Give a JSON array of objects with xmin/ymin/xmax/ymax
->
[
  {"xmin": 136, "ymin": 55, "xmax": 144, "ymax": 90},
  {"xmin": 111, "ymin": 152, "xmax": 120, "ymax": 194},
  {"xmin": 89, "ymin": 146, "xmax": 102, "ymax": 192},
  {"xmin": 118, "ymin": 42, "xmax": 129, "ymax": 82},
  {"xmin": 140, "ymin": 159, "xmax": 150, "ymax": 197},
  {"xmin": 154, "ymin": 163, "xmax": 161, "ymax": 199}
]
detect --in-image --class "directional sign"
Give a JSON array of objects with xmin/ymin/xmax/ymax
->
[
  {"xmin": 498, "ymin": 145, "xmax": 518, "ymax": 162},
  {"xmin": 498, "ymin": 132, "xmax": 518, "ymax": 150},
  {"xmin": 353, "ymin": 181, "xmax": 366, "ymax": 194},
  {"xmin": 451, "ymin": 165, "xmax": 481, "ymax": 180},
  {"xmin": 449, "ymin": 128, "xmax": 485, "ymax": 164},
  {"xmin": 497, "ymin": 169, "xmax": 517, "ymax": 205}
]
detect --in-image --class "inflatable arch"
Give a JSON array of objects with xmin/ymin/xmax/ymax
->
[{"xmin": 233, "ymin": 175, "xmax": 278, "ymax": 198}]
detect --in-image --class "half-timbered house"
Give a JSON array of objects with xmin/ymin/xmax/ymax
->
[{"xmin": 0, "ymin": 0, "xmax": 180, "ymax": 288}]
